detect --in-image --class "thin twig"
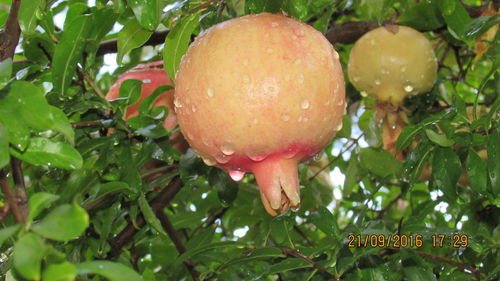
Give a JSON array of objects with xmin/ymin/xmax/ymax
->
[
  {"xmin": 0, "ymin": 171, "xmax": 23, "ymax": 223},
  {"xmin": 81, "ymin": 71, "xmax": 107, "ymax": 100},
  {"xmin": 280, "ymin": 247, "xmax": 339, "ymax": 280},
  {"xmin": 383, "ymin": 248, "xmax": 481, "ymax": 281},
  {"xmin": 308, "ymin": 135, "xmax": 362, "ymax": 181},
  {"xmin": 71, "ymin": 120, "xmax": 107, "ymax": 128}
]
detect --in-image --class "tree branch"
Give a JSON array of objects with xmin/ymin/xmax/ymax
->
[
  {"xmin": 0, "ymin": 0, "xmax": 21, "ymax": 61},
  {"xmin": 0, "ymin": 170, "xmax": 23, "ymax": 222},
  {"xmin": 10, "ymin": 156, "xmax": 28, "ymax": 219},
  {"xmin": 107, "ymin": 175, "xmax": 183, "ymax": 258},
  {"xmin": 156, "ymin": 210, "xmax": 200, "ymax": 281},
  {"xmin": 280, "ymin": 247, "xmax": 339, "ymax": 280},
  {"xmin": 382, "ymin": 248, "xmax": 481, "ymax": 281}
]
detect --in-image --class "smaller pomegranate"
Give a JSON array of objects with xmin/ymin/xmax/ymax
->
[
  {"xmin": 348, "ymin": 25, "xmax": 437, "ymax": 106},
  {"xmin": 106, "ymin": 61, "xmax": 189, "ymax": 152},
  {"xmin": 348, "ymin": 25, "xmax": 437, "ymax": 159}
]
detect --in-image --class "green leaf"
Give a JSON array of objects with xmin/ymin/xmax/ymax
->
[
  {"xmin": 27, "ymin": 192, "xmax": 60, "ymax": 223},
  {"xmin": 467, "ymin": 149, "xmax": 488, "ymax": 195},
  {"xmin": 403, "ymin": 266, "xmax": 437, "ymax": 281},
  {"xmin": 119, "ymin": 79, "xmax": 142, "ymax": 106},
  {"xmin": 11, "ymin": 137, "xmax": 83, "ymax": 169},
  {"xmin": 208, "ymin": 168, "xmax": 238, "ymax": 206},
  {"xmin": 138, "ymin": 192, "xmax": 168, "ymax": 238},
  {"xmin": 245, "ymin": 0, "xmax": 283, "ymax": 13},
  {"xmin": 163, "ymin": 13, "xmax": 199, "ymax": 83},
  {"xmin": 0, "ymin": 56, "xmax": 12, "ymax": 88},
  {"xmin": 397, "ymin": 124, "xmax": 421, "ymax": 152},
  {"xmin": 311, "ymin": 206, "xmax": 339, "ymax": 237},
  {"xmin": 13, "ymin": 233, "xmax": 45, "ymax": 281},
  {"xmin": 283, "ymin": 0, "xmax": 309, "ymax": 22},
  {"xmin": 439, "ymin": 0, "xmax": 473, "ymax": 41},
  {"xmin": 360, "ymin": 148, "xmax": 401, "ymax": 177},
  {"xmin": 404, "ymin": 141, "xmax": 433, "ymax": 184},
  {"xmin": 432, "ymin": 148, "xmax": 461, "ymax": 200},
  {"xmin": 359, "ymin": 109, "xmax": 381, "ymax": 147},
  {"xmin": 270, "ymin": 216, "xmax": 291, "ymax": 245},
  {"xmin": 222, "ymin": 247, "xmax": 285, "ymax": 268},
  {"xmin": 32, "ymin": 204, "xmax": 89, "ymax": 241},
  {"xmin": 52, "ymin": 15, "xmax": 91, "ymax": 96},
  {"xmin": 126, "ymin": 0, "xmax": 161, "ymax": 31},
  {"xmin": 267, "ymin": 258, "xmax": 311, "ymax": 274},
  {"xmin": 0, "ymin": 122, "xmax": 8, "ymax": 169},
  {"xmin": 1, "ymin": 81, "xmax": 74, "ymax": 144},
  {"xmin": 312, "ymin": 7, "xmax": 334, "ymax": 33},
  {"xmin": 398, "ymin": 2, "xmax": 444, "ymax": 31},
  {"xmin": 0, "ymin": 224, "xmax": 21, "ymax": 248},
  {"xmin": 18, "ymin": 0, "xmax": 41, "ymax": 35},
  {"xmin": 138, "ymin": 85, "xmax": 174, "ymax": 115},
  {"xmin": 77, "ymin": 261, "xmax": 144, "ymax": 281},
  {"xmin": 425, "ymin": 129, "xmax": 455, "ymax": 147},
  {"xmin": 464, "ymin": 15, "xmax": 500, "ymax": 40},
  {"xmin": 487, "ymin": 129, "xmax": 499, "ymax": 195},
  {"xmin": 176, "ymin": 241, "xmax": 243, "ymax": 264},
  {"xmin": 117, "ymin": 18, "xmax": 153, "ymax": 64},
  {"xmin": 42, "ymin": 262, "xmax": 77, "ymax": 281}
]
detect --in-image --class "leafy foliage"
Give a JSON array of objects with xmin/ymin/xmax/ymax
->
[{"xmin": 0, "ymin": 0, "xmax": 498, "ymax": 281}]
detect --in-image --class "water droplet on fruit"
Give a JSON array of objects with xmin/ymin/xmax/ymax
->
[
  {"xmin": 215, "ymin": 153, "xmax": 231, "ymax": 164},
  {"xmin": 202, "ymin": 137, "xmax": 210, "ymax": 146},
  {"xmin": 142, "ymin": 79, "xmax": 151, "ymax": 84},
  {"xmin": 381, "ymin": 68, "xmax": 388, "ymax": 74},
  {"xmin": 174, "ymin": 97, "xmax": 183, "ymax": 108},
  {"xmin": 248, "ymin": 151, "xmax": 267, "ymax": 162},
  {"xmin": 369, "ymin": 39, "xmax": 375, "ymax": 45},
  {"xmin": 187, "ymin": 132, "xmax": 194, "ymax": 140},
  {"xmin": 252, "ymin": 118, "xmax": 258, "ymax": 124},
  {"xmin": 401, "ymin": 66, "xmax": 407, "ymax": 72},
  {"xmin": 281, "ymin": 114, "xmax": 290, "ymax": 121},
  {"xmin": 243, "ymin": 59, "xmax": 249, "ymax": 66},
  {"xmin": 220, "ymin": 143, "xmax": 235, "ymax": 155},
  {"xmin": 335, "ymin": 122, "xmax": 343, "ymax": 131},
  {"xmin": 291, "ymin": 35, "xmax": 298, "ymax": 40},
  {"xmin": 353, "ymin": 76, "xmax": 360, "ymax": 82},
  {"xmin": 243, "ymin": 75, "xmax": 250, "ymax": 83},
  {"xmin": 295, "ymin": 59, "xmax": 301, "ymax": 65},
  {"xmin": 374, "ymin": 79, "xmax": 381, "ymax": 85},
  {"xmin": 404, "ymin": 84, "xmax": 414, "ymax": 93},
  {"xmin": 191, "ymin": 105, "xmax": 197, "ymax": 112},
  {"xmin": 333, "ymin": 51, "xmax": 339, "ymax": 59},
  {"xmin": 285, "ymin": 74, "xmax": 291, "ymax": 82},
  {"xmin": 303, "ymin": 117, "xmax": 309, "ymax": 122},
  {"xmin": 283, "ymin": 147, "xmax": 297, "ymax": 159},
  {"xmin": 325, "ymin": 99, "xmax": 330, "ymax": 106},
  {"xmin": 229, "ymin": 169, "xmax": 245, "ymax": 181},
  {"xmin": 207, "ymin": 88, "xmax": 214, "ymax": 98},
  {"xmin": 420, "ymin": 74, "xmax": 425, "ymax": 79},
  {"xmin": 297, "ymin": 74, "xmax": 304, "ymax": 84},
  {"xmin": 298, "ymin": 116, "xmax": 303, "ymax": 122},
  {"xmin": 271, "ymin": 22, "xmax": 279, "ymax": 27},
  {"xmin": 360, "ymin": 91, "xmax": 368, "ymax": 97},
  {"xmin": 202, "ymin": 157, "xmax": 216, "ymax": 166},
  {"xmin": 301, "ymin": 99, "xmax": 310, "ymax": 109},
  {"xmin": 267, "ymin": 48, "xmax": 273, "ymax": 54}
]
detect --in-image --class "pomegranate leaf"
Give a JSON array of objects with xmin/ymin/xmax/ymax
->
[{"xmin": 117, "ymin": 18, "xmax": 153, "ymax": 64}]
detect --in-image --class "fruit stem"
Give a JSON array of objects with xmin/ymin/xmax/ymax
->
[{"xmin": 252, "ymin": 157, "xmax": 300, "ymax": 216}]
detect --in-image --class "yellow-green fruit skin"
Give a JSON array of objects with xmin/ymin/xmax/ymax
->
[{"xmin": 348, "ymin": 26, "xmax": 437, "ymax": 106}]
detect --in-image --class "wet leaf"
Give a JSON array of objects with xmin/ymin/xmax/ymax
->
[
  {"xmin": 32, "ymin": 204, "xmax": 89, "ymax": 241},
  {"xmin": 13, "ymin": 233, "xmax": 45, "ymax": 280}
]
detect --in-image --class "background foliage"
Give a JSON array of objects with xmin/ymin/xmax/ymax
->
[{"xmin": 0, "ymin": 0, "xmax": 498, "ymax": 280}]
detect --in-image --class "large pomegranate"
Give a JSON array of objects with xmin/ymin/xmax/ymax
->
[
  {"xmin": 175, "ymin": 13, "xmax": 346, "ymax": 215},
  {"xmin": 347, "ymin": 25, "xmax": 437, "ymax": 159},
  {"xmin": 106, "ymin": 61, "xmax": 188, "ymax": 152}
]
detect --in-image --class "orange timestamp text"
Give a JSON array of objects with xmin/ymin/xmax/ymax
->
[{"xmin": 346, "ymin": 234, "xmax": 469, "ymax": 248}]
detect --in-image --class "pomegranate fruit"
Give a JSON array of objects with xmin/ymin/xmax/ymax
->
[
  {"xmin": 347, "ymin": 25, "xmax": 437, "ymax": 159},
  {"xmin": 348, "ymin": 25, "xmax": 437, "ymax": 106},
  {"xmin": 106, "ymin": 61, "xmax": 189, "ymax": 153},
  {"xmin": 174, "ymin": 13, "xmax": 345, "ymax": 215}
]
